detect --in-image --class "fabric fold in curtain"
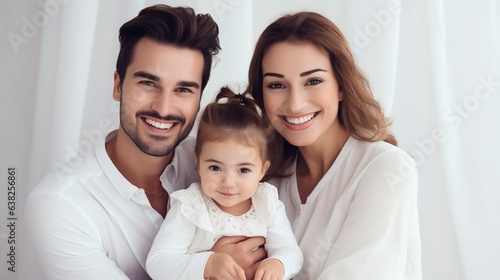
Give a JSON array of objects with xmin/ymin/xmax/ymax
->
[{"xmin": 28, "ymin": 0, "xmax": 100, "ymax": 187}]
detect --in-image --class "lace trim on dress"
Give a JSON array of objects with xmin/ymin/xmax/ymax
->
[{"xmin": 171, "ymin": 182, "xmax": 279, "ymax": 237}]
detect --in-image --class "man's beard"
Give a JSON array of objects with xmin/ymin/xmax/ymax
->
[{"xmin": 120, "ymin": 105, "xmax": 193, "ymax": 157}]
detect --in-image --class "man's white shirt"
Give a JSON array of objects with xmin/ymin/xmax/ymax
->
[{"xmin": 25, "ymin": 131, "xmax": 200, "ymax": 279}]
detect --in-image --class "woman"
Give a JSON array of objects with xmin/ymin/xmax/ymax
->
[{"xmin": 248, "ymin": 12, "xmax": 421, "ymax": 279}]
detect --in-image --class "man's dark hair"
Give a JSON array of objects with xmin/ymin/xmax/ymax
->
[{"xmin": 116, "ymin": 4, "xmax": 221, "ymax": 91}]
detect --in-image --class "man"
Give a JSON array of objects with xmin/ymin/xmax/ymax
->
[{"xmin": 26, "ymin": 5, "xmax": 264, "ymax": 279}]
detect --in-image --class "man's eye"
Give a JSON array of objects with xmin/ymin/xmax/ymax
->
[
  {"xmin": 140, "ymin": 81, "xmax": 155, "ymax": 87},
  {"xmin": 177, "ymin": 87, "xmax": 193, "ymax": 93}
]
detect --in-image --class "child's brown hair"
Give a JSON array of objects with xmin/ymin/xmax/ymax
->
[{"xmin": 195, "ymin": 86, "xmax": 272, "ymax": 177}]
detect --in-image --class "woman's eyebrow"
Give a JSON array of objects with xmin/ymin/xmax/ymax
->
[
  {"xmin": 263, "ymin": 72, "xmax": 284, "ymax": 78},
  {"xmin": 300, "ymin": 68, "xmax": 327, "ymax": 77},
  {"xmin": 263, "ymin": 68, "xmax": 327, "ymax": 78}
]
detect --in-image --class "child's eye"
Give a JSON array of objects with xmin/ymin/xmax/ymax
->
[
  {"xmin": 209, "ymin": 165, "xmax": 221, "ymax": 172},
  {"xmin": 239, "ymin": 168, "xmax": 251, "ymax": 174}
]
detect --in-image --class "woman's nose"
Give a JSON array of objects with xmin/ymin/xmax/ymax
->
[{"xmin": 287, "ymin": 86, "xmax": 308, "ymax": 112}]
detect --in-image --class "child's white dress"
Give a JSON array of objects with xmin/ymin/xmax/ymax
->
[
  {"xmin": 146, "ymin": 182, "xmax": 303, "ymax": 280},
  {"xmin": 174, "ymin": 182, "xmax": 278, "ymax": 253}
]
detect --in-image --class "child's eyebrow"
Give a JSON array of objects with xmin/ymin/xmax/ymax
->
[{"xmin": 204, "ymin": 159, "xmax": 256, "ymax": 167}]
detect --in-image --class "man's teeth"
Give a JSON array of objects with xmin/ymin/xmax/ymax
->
[
  {"xmin": 285, "ymin": 113, "xmax": 315, "ymax": 125},
  {"xmin": 145, "ymin": 118, "xmax": 173, "ymax": 129}
]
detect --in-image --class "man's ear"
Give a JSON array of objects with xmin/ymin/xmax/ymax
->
[{"xmin": 113, "ymin": 71, "xmax": 121, "ymax": 101}]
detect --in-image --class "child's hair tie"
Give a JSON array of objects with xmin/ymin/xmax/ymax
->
[{"xmin": 235, "ymin": 93, "xmax": 245, "ymax": 105}]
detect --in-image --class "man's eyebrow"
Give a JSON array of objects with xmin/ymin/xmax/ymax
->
[
  {"xmin": 178, "ymin": 80, "xmax": 200, "ymax": 89},
  {"xmin": 132, "ymin": 71, "xmax": 160, "ymax": 81},
  {"xmin": 300, "ymin": 68, "xmax": 327, "ymax": 77},
  {"xmin": 132, "ymin": 72, "xmax": 200, "ymax": 89}
]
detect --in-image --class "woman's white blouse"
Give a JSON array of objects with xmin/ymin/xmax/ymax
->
[{"xmin": 270, "ymin": 137, "xmax": 422, "ymax": 280}]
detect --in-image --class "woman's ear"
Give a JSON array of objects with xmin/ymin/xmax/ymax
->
[{"xmin": 113, "ymin": 72, "xmax": 121, "ymax": 101}]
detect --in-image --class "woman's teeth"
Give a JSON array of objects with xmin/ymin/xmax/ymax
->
[{"xmin": 285, "ymin": 113, "xmax": 315, "ymax": 124}]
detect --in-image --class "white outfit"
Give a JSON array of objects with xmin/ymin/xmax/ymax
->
[
  {"xmin": 25, "ymin": 131, "xmax": 200, "ymax": 280},
  {"xmin": 146, "ymin": 182, "xmax": 303, "ymax": 280},
  {"xmin": 271, "ymin": 137, "xmax": 422, "ymax": 280}
]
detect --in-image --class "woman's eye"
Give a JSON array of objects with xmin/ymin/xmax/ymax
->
[
  {"xmin": 268, "ymin": 83, "xmax": 285, "ymax": 89},
  {"xmin": 307, "ymin": 79, "xmax": 323, "ymax": 86},
  {"xmin": 209, "ymin": 165, "xmax": 221, "ymax": 172}
]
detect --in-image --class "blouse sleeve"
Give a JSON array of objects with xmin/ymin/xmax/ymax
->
[
  {"xmin": 146, "ymin": 197, "xmax": 213, "ymax": 280},
  {"xmin": 259, "ymin": 183, "xmax": 304, "ymax": 279},
  {"xmin": 317, "ymin": 150, "xmax": 421, "ymax": 280}
]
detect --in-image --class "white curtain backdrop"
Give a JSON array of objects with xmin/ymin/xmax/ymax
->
[{"xmin": 1, "ymin": 0, "xmax": 499, "ymax": 279}]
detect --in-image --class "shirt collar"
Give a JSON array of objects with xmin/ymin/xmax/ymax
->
[
  {"xmin": 96, "ymin": 130, "xmax": 188, "ymax": 202},
  {"xmin": 95, "ymin": 130, "xmax": 139, "ymax": 202},
  {"xmin": 159, "ymin": 141, "xmax": 182, "ymax": 194},
  {"xmin": 160, "ymin": 135, "xmax": 199, "ymax": 195}
]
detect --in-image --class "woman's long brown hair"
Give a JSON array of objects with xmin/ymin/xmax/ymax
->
[{"xmin": 248, "ymin": 12, "xmax": 397, "ymax": 178}]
